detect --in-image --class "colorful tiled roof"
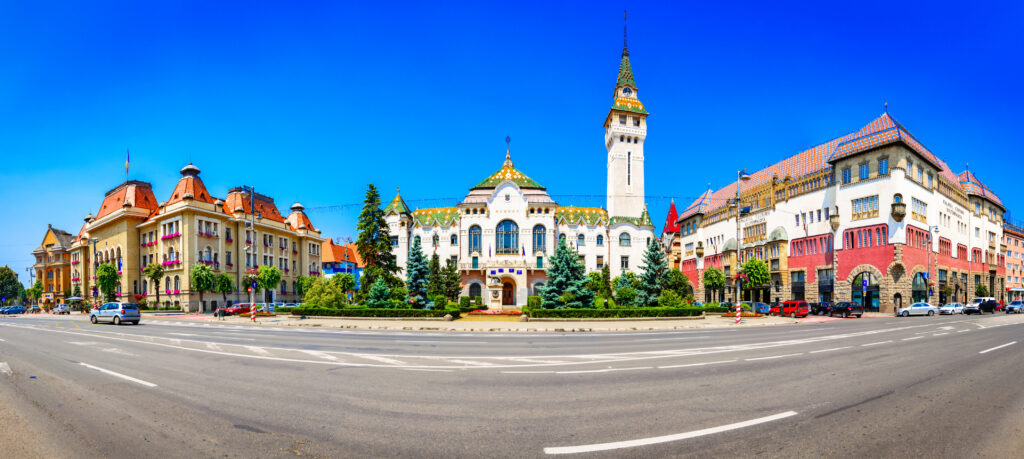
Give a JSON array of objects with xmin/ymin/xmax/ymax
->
[
  {"xmin": 322, "ymin": 239, "xmax": 359, "ymax": 265},
  {"xmin": 384, "ymin": 192, "xmax": 411, "ymax": 215},
  {"xmin": 555, "ymin": 206, "xmax": 608, "ymax": 226},
  {"xmin": 617, "ymin": 48, "xmax": 635, "ymax": 88},
  {"xmin": 609, "ymin": 206, "xmax": 654, "ymax": 228},
  {"xmin": 342, "ymin": 242, "xmax": 363, "ymax": 267},
  {"xmin": 829, "ymin": 113, "xmax": 943, "ymax": 171},
  {"xmin": 223, "ymin": 190, "xmax": 285, "ymax": 223},
  {"xmin": 677, "ymin": 189, "xmax": 713, "ymax": 221},
  {"xmin": 958, "ymin": 170, "xmax": 1003, "ymax": 208},
  {"xmin": 472, "ymin": 148, "xmax": 545, "ymax": 190},
  {"xmin": 412, "ymin": 207, "xmax": 460, "ymax": 227},
  {"xmin": 165, "ymin": 164, "xmax": 217, "ymax": 207},
  {"xmin": 662, "ymin": 200, "xmax": 680, "ymax": 234},
  {"xmin": 95, "ymin": 181, "xmax": 159, "ymax": 221},
  {"xmin": 285, "ymin": 203, "xmax": 317, "ymax": 232}
]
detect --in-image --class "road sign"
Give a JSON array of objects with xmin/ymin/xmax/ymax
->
[
  {"xmin": 251, "ymin": 281, "xmax": 257, "ymax": 290},
  {"xmin": 923, "ymin": 272, "xmax": 929, "ymax": 279},
  {"xmin": 862, "ymin": 279, "xmax": 868, "ymax": 288},
  {"xmin": 247, "ymin": 287, "xmax": 252, "ymax": 293}
]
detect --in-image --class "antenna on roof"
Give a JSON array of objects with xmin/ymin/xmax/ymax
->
[{"xmin": 884, "ymin": 102, "xmax": 888, "ymax": 114}]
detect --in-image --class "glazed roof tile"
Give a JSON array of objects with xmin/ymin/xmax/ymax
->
[
  {"xmin": 472, "ymin": 149, "xmax": 545, "ymax": 190},
  {"xmin": 412, "ymin": 207, "xmax": 460, "ymax": 227},
  {"xmin": 384, "ymin": 193, "xmax": 411, "ymax": 215},
  {"xmin": 609, "ymin": 206, "xmax": 654, "ymax": 228},
  {"xmin": 555, "ymin": 206, "xmax": 608, "ymax": 226},
  {"xmin": 958, "ymin": 170, "xmax": 1004, "ymax": 208}
]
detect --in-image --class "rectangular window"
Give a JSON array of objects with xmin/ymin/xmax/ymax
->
[
  {"xmin": 878, "ymin": 158, "xmax": 888, "ymax": 175},
  {"xmin": 633, "ymin": 118, "xmax": 640, "ymax": 127},
  {"xmin": 859, "ymin": 163, "xmax": 869, "ymax": 180},
  {"xmin": 596, "ymin": 256, "xmax": 604, "ymax": 268},
  {"xmin": 842, "ymin": 169, "xmax": 851, "ymax": 184},
  {"xmin": 621, "ymin": 256, "xmax": 629, "ymax": 270},
  {"xmin": 918, "ymin": 167, "xmax": 924, "ymax": 182},
  {"xmin": 619, "ymin": 115, "xmax": 626, "ymax": 125},
  {"xmin": 472, "ymin": 256, "xmax": 479, "ymax": 269},
  {"xmin": 823, "ymin": 207, "xmax": 830, "ymax": 221},
  {"xmin": 911, "ymin": 198, "xmax": 927, "ymax": 222},
  {"xmin": 536, "ymin": 256, "xmax": 543, "ymax": 269},
  {"xmin": 390, "ymin": 236, "xmax": 399, "ymax": 247}
]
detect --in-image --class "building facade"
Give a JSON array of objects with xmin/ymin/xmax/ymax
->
[
  {"xmin": 31, "ymin": 224, "xmax": 75, "ymax": 306},
  {"xmin": 385, "ymin": 37, "xmax": 656, "ymax": 309},
  {"xmin": 322, "ymin": 239, "xmax": 363, "ymax": 290},
  {"xmin": 70, "ymin": 164, "xmax": 323, "ymax": 312},
  {"xmin": 1004, "ymin": 220, "xmax": 1024, "ymax": 301},
  {"xmin": 673, "ymin": 113, "xmax": 1007, "ymax": 313}
]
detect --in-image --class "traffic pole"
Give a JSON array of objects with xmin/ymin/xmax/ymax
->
[
  {"xmin": 736, "ymin": 305, "xmax": 741, "ymax": 324},
  {"xmin": 250, "ymin": 305, "xmax": 256, "ymax": 322}
]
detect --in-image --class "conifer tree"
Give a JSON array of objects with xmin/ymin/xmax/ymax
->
[
  {"xmin": 539, "ymin": 238, "xmax": 593, "ymax": 309},
  {"xmin": 356, "ymin": 184, "xmax": 401, "ymax": 297},
  {"xmin": 636, "ymin": 237, "xmax": 668, "ymax": 306},
  {"xmin": 442, "ymin": 258, "xmax": 462, "ymax": 301},
  {"xmin": 427, "ymin": 253, "xmax": 442, "ymax": 299},
  {"xmin": 404, "ymin": 238, "xmax": 430, "ymax": 308},
  {"xmin": 366, "ymin": 277, "xmax": 391, "ymax": 308}
]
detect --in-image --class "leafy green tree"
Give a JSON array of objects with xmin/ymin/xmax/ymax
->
[
  {"xmin": 585, "ymin": 272, "xmax": 605, "ymax": 297},
  {"xmin": 404, "ymin": 238, "xmax": 430, "ymax": 308},
  {"xmin": 636, "ymin": 237, "xmax": 668, "ymax": 306},
  {"xmin": 613, "ymin": 271, "xmax": 640, "ymax": 292},
  {"xmin": 741, "ymin": 258, "xmax": 770, "ymax": 287},
  {"xmin": 975, "ymin": 282, "xmax": 988, "ymax": 297},
  {"xmin": 356, "ymin": 184, "xmax": 402, "ymax": 298},
  {"xmin": 143, "ymin": 263, "xmax": 165, "ymax": 307},
  {"xmin": 366, "ymin": 277, "xmax": 391, "ymax": 308},
  {"xmin": 190, "ymin": 264, "xmax": 215, "ymax": 309},
  {"xmin": 329, "ymin": 273, "xmax": 356, "ymax": 303},
  {"xmin": 442, "ymin": 258, "xmax": 461, "ymax": 301},
  {"xmin": 664, "ymin": 269, "xmax": 693, "ymax": 298},
  {"xmin": 703, "ymin": 267, "xmax": 726, "ymax": 302},
  {"xmin": 96, "ymin": 263, "xmax": 120, "ymax": 302},
  {"xmin": 295, "ymin": 275, "xmax": 314, "ymax": 300},
  {"xmin": 658, "ymin": 289, "xmax": 683, "ymax": 308},
  {"xmin": 539, "ymin": 238, "xmax": 593, "ymax": 308},
  {"xmin": 256, "ymin": 265, "xmax": 282, "ymax": 303},
  {"xmin": 0, "ymin": 266, "xmax": 20, "ymax": 304},
  {"xmin": 427, "ymin": 253, "xmax": 443, "ymax": 298},
  {"xmin": 615, "ymin": 287, "xmax": 637, "ymax": 306},
  {"xmin": 305, "ymin": 277, "xmax": 345, "ymax": 308},
  {"xmin": 18, "ymin": 283, "xmax": 27, "ymax": 305},
  {"xmin": 214, "ymin": 273, "xmax": 234, "ymax": 304},
  {"xmin": 27, "ymin": 281, "xmax": 41, "ymax": 306}
]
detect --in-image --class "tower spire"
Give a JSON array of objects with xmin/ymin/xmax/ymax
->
[
  {"xmin": 504, "ymin": 136, "xmax": 513, "ymax": 167},
  {"xmin": 623, "ymin": 9, "xmax": 629, "ymax": 57}
]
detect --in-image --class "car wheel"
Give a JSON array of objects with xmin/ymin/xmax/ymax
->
[
  {"xmin": 927, "ymin": 311, "xmax": 934, "ymax": 316},
  {"xmin": 790, "ymin": 312, "xmax": 796, "ymax": 318},
  {"xmin": 842, "ymin": 311, "xmax": 849, "ymax": 319},
  {"xmin": 902, "ymin": 311, "xmax": 909, "ymax": 317},
  {"xmin": 856, "ymin": 314, "xmax": 862, "ymax": 318},
  {"xmin": 90, "ymin": 316, "xmax": 97, "ymax": 324},
  {"xmin": 828, "ymin": 311, "xmax": 833, "ymax": 317},
  {"xmin": 113, "ymin": 316, "xmax": 121, "ymax": 325}
]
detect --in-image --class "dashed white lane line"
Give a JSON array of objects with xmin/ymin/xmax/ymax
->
[
  {"xmin": 206, "ymin": 343, "xmax": 223, "ymax": 352},
  {"xmin": 901, "ymin": 336, "xmax": 924, "ymax": 341},
  {"xmin": 403, "ymin": 368, "xmax": 452, "ymax": 372},
  {"xmin": 0, "ymin": 362, "xmax": 11, "ymax": 376},
  {"xmin": 244, "ymin": 346, "xmax": 270, "ymax": 356},
  {"xmin": 66, "ymin": 341, "xmax": 100, "ymax": 346},
  {"xmin": 357, "ymin": 354, "xmax": 406, "ymax": 366},
  {"xmin": 658, "ymin": 360, "xmax": 736, "ymax": 369},
  {"xmin": 957, "ymin": 330, "xmax": 970, "ymax": 333},
  {"xmin": 745, "ymin": 353, "xmax": 803, "ymax": 361},
  {"xmin": 861, "ymin": 341, "xmax": 892, "ymax": 347},
  {"xmin": 809, "ymin": 347, "xmax": 851, "ymax": 354},
  {"xmin": 543, "ymin": 411, "xmax": 798, "ymax": 454},
  {"xmin": 167, "ymin": 333, "xmax": 198, "ymax": 337},
  {"xmin": 395, "ymin": 340, "xmax": 489, "ymax": 344},
  {"xmin": 556, "ymin": 367, "xmax": 652, "ymax": 374},
  {"xmin": 501, "ymin": 370, "xmax": 556, "ymax": 374},
  {"xmin": 78, "ymin": 362, "xmax": 157, "ymax": 388},
  {"xmin": 933, "ymin": 333, "xmax": 949, "ymax": 336},
  {"xmin": 448, "ymin": 359, "xmax": 497, "ymax": 367},
  {"xmin": 0, "ymin": 338, "xmax": 5, "ymax": 342},
  {"xmin": 300, "ymin": 350, "xmax": 339, "ymax": 361},
  {"xmin": 979, "ymin": 341, "xmax": 1017, "ymax": 354}
]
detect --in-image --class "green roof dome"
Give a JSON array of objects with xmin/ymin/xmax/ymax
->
[{"xmin": 472, "ymin": 147, "xmax": 545, "ymax": 190}]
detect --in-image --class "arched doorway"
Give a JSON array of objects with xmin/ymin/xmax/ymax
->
[
  {"xmin": 893, "ymin": 293, "xmax": 902, "ymax": 309},
  {"xmin": 469, "ymin": 283, "xmax": 482, "ymax": 301},
  {"xmin": 502, "ymin": 281, "xmax": 515, "ymax": 306},
  {"xmin": 852, "ymin": 272, "xmax": 880, "ymax": 312},
  {"xmin": 911, "ymin": 273, "xmax": 928, "ymax": 303}
]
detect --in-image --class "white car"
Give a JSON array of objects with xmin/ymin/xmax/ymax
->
[
  {"xmin": 896, "ymin": 302, "xmax": 938, "ymax": 317},
  {"xmin": 939, "ymin": 303, "xmax": 964, "ymax": 315}
]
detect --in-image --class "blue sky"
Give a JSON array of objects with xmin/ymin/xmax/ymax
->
[{"xmin": 1, "ymin": 1, "xmax": 1022, "ymax": 287}]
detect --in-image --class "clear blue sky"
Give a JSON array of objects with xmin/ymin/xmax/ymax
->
[{"xmin": 2, "ymin": 1, "xmax": 1022, "ymax": 287}]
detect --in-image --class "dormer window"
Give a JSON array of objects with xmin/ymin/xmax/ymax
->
[
  {"xmin": 623, "ymin": 87, "xmax": 632, "ymax": 96},
  {"xmin": 619, "ymin": 115, "xmax": 626, "ymax": 125}
]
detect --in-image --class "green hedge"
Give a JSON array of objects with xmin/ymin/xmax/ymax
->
[
  {"xmin": 459, "ymin": 296, "xmax": 471, "ymax": 308},
  {"xmin": 526, "ymin": 307, "xmax": 706, "ymax": 319},
  {"xmin": 527, "ymin": 296, "xmax": 541, "ymax": 309},
  {"xmin": 290, "ymin": 308, "xmax": 454, "ymax": 318},
  {"xmin": 274, "ymin": 306, "xmax": 297, "ymax": 313}
]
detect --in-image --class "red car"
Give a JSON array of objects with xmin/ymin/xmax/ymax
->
[
  {"xmin": 218, "ymin": 303, "xmax": 252, "ymax": 315},
  {"xmin": 779, "ymin": 300, "xmax": 810, "ymax": 318}
]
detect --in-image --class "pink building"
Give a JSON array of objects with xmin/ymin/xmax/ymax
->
[{"xmin": 1005, "ymin": 221, "xmax": 1024, "ymax": 301}]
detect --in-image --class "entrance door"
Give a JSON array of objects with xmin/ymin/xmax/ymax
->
[{"xmin": 502, "ymin": 282, "xmax": 514, "ymax": 306}]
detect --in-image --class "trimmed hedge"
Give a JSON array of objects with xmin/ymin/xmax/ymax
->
[
  {"xmin": 526, "ymin": 307, "xmax": 706, "ymax": 319},
  {"xmin": 459, "ymin": 296, "xmax": 471, "ymax": 308},
  {"xmin": 527, "ymin": 296, "xmax": 541, "ymax": 309},
  {"xmin": 290, "ymin": 307, "xmax": 453, "ymax": 318}
]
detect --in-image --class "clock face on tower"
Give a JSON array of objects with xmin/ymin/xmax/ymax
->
[{"xmin": 622, "ymin": 87, "xmax": 632, "ymax": 96}]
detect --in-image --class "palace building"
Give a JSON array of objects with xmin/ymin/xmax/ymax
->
[
  {"xmin": 670, "ymin": 112, "xmax": 1008, "ymax": 312},
  {"xmin": 385, "ymin": 34, "xmax": 656, "ymax": 309},
  {"xmin": 31, "ymin": 224, "xmax": 75, "ymax": 307},
  {"xmin": 69, "ymin": 164, "xmax": 323, "ymax": 312}
]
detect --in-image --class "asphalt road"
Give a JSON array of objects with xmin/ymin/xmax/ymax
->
[{"xmin": 1, "ymin": 312, "xmax": 1022, "ymax": 458}]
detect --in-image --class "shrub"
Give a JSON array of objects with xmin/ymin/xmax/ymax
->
[
  {"xmin": 527, "ymin": 296, "xmax": 541, "ymax": 309},
  {"xmin": 290, "ymin": 308, "xmax": 453, "ymax": 318},
  {"xmin": 615, "ymin": 287, "xmax": 637, "ymax": 307},
  {"xmin": 460, "ymin": 296, "xmax": 471, "ymax": 308},
  {"xmin": 390, "ymin": 299, "xmax": 406, "ymax": 309},
  {"xmin": 474, "ymin": 296, "xmax": 482, "ymax": 305},
  {"xmin": 527, "ymin": 307, "xmax": 705, "ymax": 319},
  {"xmin": 431, "ymin": 295, "xmax": 448, "ymax": 309},
  {"xmin": 390, "ymin": 285, "xmax": 409, "ymax": 302},
  {"xmin": 658, "ymin": 290, "xmax": 683, "ymax": 308}
]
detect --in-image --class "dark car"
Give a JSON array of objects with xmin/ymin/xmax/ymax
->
[
  {"xmin": 830, "ymin": 301, "xmax": 863, "ymax": 318},
  {"xmin": 979, "ymin": 300, "xmax": 999, "ymax": 314},
  {"xmin": 719, "ymin": 302, "xmax": 735, "ymax": 311},
  {"xmin": 811, "ymin": 302, "xmax": 834, "ymax": 316}
]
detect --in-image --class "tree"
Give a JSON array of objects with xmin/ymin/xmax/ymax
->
[
  {"xmin": 427, "ymin": 253, "xmax": 443, "ymax": 298},
  {"xmin": 63, "ymin": 287, "xmax": 72, "ymax": 302},
  {"xmin": 636, "ymin": 237, "xmax": 668, "ymax": 306},
  {"xmin": 27, "ymin": 281, "xmax": 42, "ymax": 306},
  {"xmin": 539, "ymin": 238, "xmax": 593, "ymax": 308},
  {"xmin": 613, "ymin": 272, "xmax": 640, "ymax": 292},
  {"xmin": 96, "ymin": 263, "xmax": 120, "ymax": 302},
  {"xmin": 0, "ymin": 266, "xmax": 19, "ymax": 304},
  {"xmin": 214, "ymin": 273, "xmax": 234, "ymax": 304},
  {"xmin": 404, "ymin": 238, "xmax": 430, "ymax": 308},
  {"xmin": 18, "ymin": 283, "xmax": 27, "ymax": 305},
  {"xmin": 442, "ymin": 258, "xmax": 462, "ymax": 301},
  {"xmin": 190, "ymin": 264, "xmax": 215, "ymax": 309},
  {"xmin": 740, "ymin": 258, "xmax": 770, "ymax": 302},
  {"xmin": 356, "ymin": 184, "xmax": 401, "ymax": 298},
  {"xmin": 703, "ymin": 267, "xmax": 726, "ymax": 302},
  {"xmin": 72, "ymin": 283, "xmax": 82, "ymax": 299},
  {"xmin": 976, "ymin": 282, "xmax": 988, "ymax": 298},
  {"xmin": 366, "ymin": 277, "xmax": 391, "ymax": 308},
  {"xmin": 295, "ymin": 275, "xmax": 314, "ymax": 300},
  {"xmin": 664, "ymin": 269, "xmax": 693, "ymax": 298},
  {"xmin": 257, "ymin": 265, "xmax": 282, "ymax": 303},
  {"xmin": 143, "ymin": 263, "xmax": 165, "ymax": 308},
  {"xmin": 305, "ymin": 277, "xmax": 345, "ymax": 308},
  {"xmin": 330, "ymin": 273, "xmax": 356, "ymax": 303}
]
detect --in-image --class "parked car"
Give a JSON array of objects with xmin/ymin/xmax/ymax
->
[
  {"xmin": 779, "ymin": 300, "xmax": 810, "ymax": 318},
  {"xmin": 979, "ymin": 299, "xmax": 999, "ymax": 314},
  {"xmin": 29, "ymin": 306, "xmax": 41, "ymax": 314},
  {"xmin": 965, "ymin": 297, "xmax": 995, "ymax": 314},
  {"xmin": 751, "ymin": 302, "xmax": 770, "ymax": 314},
  {"xmin": 896, "ymin": 302, "xmax": 938, "ymax": 317},
  {"xmin": 219, "ymin": 303, "xmax": 252, "ymax": 315},
  {"xmin": 719, "ymin": 302, "xmax": 734, "ymax": 311},
  {"xmin": 811, "ymin": 301, "xmax": 834, "ymax": 316},
  {"xmin": 939, "ymin": 303, "xmax": 964, "ymax": 315},
  {"xmin": 89, "ymin": 302, "xmax": 141, "ymax": 325},
  {"xmin": 52, "ymin": 304, "xmax": 70, "ymax": 315},
  {"xmin": 830, "ymin": 301, "xmax": 863, "ymax": 318},
  {"xmin": 1005, "ymin": 300, "xmax": 1024, "ymax": 314}
]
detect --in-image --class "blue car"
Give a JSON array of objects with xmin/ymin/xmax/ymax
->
[
  {"xmin": 89, "ymin": 303, "xmax": 141, "ymax": 325},
  {"xmin": 741, "ymin": 302, "xmax": 770, "ymax": 314},
  {"xmin": 2, "ymin": 306, "xmax": 25, "ymax": 315}
]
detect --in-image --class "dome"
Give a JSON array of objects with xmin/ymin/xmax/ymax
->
[
  {"xmin": 722, "ymin": 238, "xmax": 737, "ymax": 252},
  {"xmin": 768, "ymin": 226, "xmax": 788, "ymax": 242},
  {"xmin": 180, "ymin": 163, "xmax": 201, "ymax": 177},
  {"xmin": 290, "ymin": 202, "xmax": 305, "ymax": 212}
]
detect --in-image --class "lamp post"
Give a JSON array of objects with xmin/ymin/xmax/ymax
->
[
  {"xmin": 733, "ymin": 169, "xmax": 751, "ymax": 304},
  {"xmin": 829, "ymin": 207, "xmax": 840, "ymax": 304},
  {"xmin": 926, "ymin": 225, "xmax": 939, "ymax": 304},
  {"xmin": 90, "ymin": 238, "xmax": 99, "ymax": 309}
]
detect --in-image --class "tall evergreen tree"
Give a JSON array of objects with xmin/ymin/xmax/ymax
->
[
  {"xmin": 540, "ymin": 238, "xmax": 593, "ymax": 309},
  {"xmin": 442, "ymin": 258, "xmax": 461, "ymax": 301},
  {"xmin": 355, "ymin": 184, "xmax": 401, "ymax": 297},
  {"xmin": 366, "ymin": 277, "xmax": 391, "ymax": 308},
  {"xmin": 636, "ymin": 237, "xmax": 669, "ymax": 306},
  {"xmin": 405, "ymin": 238, "xmax": 430, "ymax": 308},
  {"xmin": 427, "ymin": 253, "xmax": 443, "ymax": 298}
]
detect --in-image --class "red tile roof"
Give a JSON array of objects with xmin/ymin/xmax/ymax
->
[
  {"xmin": 95, "ymin": 181, "xmax": 159, "ymax": 221},
  {"xmin": 662, "ymin": 200, "xmax": 680, "ymax": 234},
  {"xmin": 958, "ymin": 170, "xmax": 1003, "ymax": 208},
  {"xmin": 286, "ymin": 210, "xmax": 317, "ymax": 232},
  {"xmin": 223, "ymin": 191, "xmax": 285, "ymax": 223},
  {"xmin": 321, "ymin": 240, "xmax": 362, "ymax": 266},
  {"xmin": 343, "ymin": 243, "xmax": 363, "ymax": 267},
  {"xmin": 165, "ymin": 176, "xmax": 216, "ymax": 207}
]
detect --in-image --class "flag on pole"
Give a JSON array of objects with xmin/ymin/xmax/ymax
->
[{"xmin": 125, "ymin": 149, "xmax": 130, "ymax": 176}]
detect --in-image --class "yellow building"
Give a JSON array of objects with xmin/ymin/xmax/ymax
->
[
  {"xmin": 31, "ymin": 224, "xmax": 75, "ymax": 307},
  {"xmin": 70, "ymin": 164, "xmax": 323, "ymax": 312}
]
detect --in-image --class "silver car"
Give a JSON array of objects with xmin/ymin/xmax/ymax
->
[
  {"xmin": 90, "ymin": 302, "xmax": 141, "ymax": 325},
  {"xmin": 939, "ymin": 303, "xmax": 964, "ymax": 315},
  {"xmin": 896, "ymin": 302, "xmax": 938, "ymax": 317}
]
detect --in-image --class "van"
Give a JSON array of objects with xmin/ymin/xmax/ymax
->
[{"xmin": 779, "ymin": 300, "xmax": 810, "ymax": 318}]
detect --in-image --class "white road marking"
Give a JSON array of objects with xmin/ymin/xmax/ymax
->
[
  {"xmin": 933, "ymin": 333, "xmax": 949, "ymax": 336},
  {"xmin": 66, "ymin": 341, "xmax": 100, "ymax": 346},
  {"xmin": 403, "ymin": 368, "xmax": 452, "ymax": 372},
  {"xmin": 957, "ymin": 329, "xmax": 969, "ymax": 333},
  {"xmin": 395, "ymin": 340, "xmax": 489, "ymax": 344},
  {"xmin": 0, "ymin": 362, "xmax": 11, "ymax": 376},
  {"xmin": 447, "ymin": 359, "xmax": 497, "ymax": 366},
  {"xmin": 357, "ymin": 354, "xmax": 406, "ymax": 365},
  {"xmin": 300, "ymin": 350, "xmax": 339, "ymax": 361},
  {"xmin": 206, "ymin": 343, "xmax": 223, "ymax": 351},
  {"xmin": 745, "ymin": 353, "xmax": 803, "ymax": 361},
  {"xmin": 979, "ymin": 341, "xmax": 1017, "ymax": 354},
  {"xmin": 861, "ymin": 341, "xmax": 892, "ymax": 347},
  {"xmin": 809, "ymin": 347, "xmax": 851, "ymax": 354},
  {"xmin": 556, "ymin": 367, "xmax": 651, "ymax": 374},
  {"xmin": 658, "ymin": 360, "xmax": 736, "ymax": 369},
  {"xmin": 78, "ymin": 362, "xmax": 157, "ymax": 388},
  {"xmin": 0, "ymin": 338, "xmax": 5, "ymax": 342},
  {"xmin": 634, "ymin": 337, "xmax": 699, "ymax": 342},
  {"xmin": 168, "ymin": 333, "xmax": 198, "ymax": 337},
  {"xmin": 244, "ymin": 346, "xmax": 270, "ymax": 356},
  {"xmin": 901, "ymin": 336, "xmax": 923, "ymax": 341},
  {"xmin": 501, "ymin": 370, "xmax": 556, "ymax": 374},
  {"xmin": 544, "ymin": 411, "xmax": 798, "ymax": 454}
]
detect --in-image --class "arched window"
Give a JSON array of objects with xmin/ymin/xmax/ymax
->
[
  {"xmin": 165, "ymin": 277, "xmax": 171, "ymax": 291},
  {"xmin": 204, "ymin": 247, "xmax": 212, "ymax": 261},
  {"xmin": 532, "ymin": 225, "xmax": 546, "ymax": 253},
  {"xmin": 432, "ymin": 234, "xmax": 439, "ymax": 249},
  {"xmin": 168, "ymin": 247, "xmax": 176, "ymax": 261},
  {"xmin": 173, "ymin": 276, "xmax": 180, "ymax": 290},
  {"xmin": 496, "ymin": 220, "xmax": 519, "ymax": 254},
  {"xmin": 597, "ymin": 235, "xmax": 604, "ymax": 246},
  {"xmin": 912, "ymin": 273, "xmax": 928, "ymax": 303},
  {"xmin": 619, "ymin": 233, "xmax": 631, "ymax": 247},
  {"xmin": 469, "ymin": 283, "xmax": 482, "ymax": 300},
  {"xmin": 450, "ymin": 234, "xmax": 457, "ymax": 245},
  {"xmin": 468, "ymin": 226, "xmax": 482, "ymax": 253},
  {"xmin": 577, "ymin": 234, "xmax": 585, "ymax": 246},
  {"xmin": 280, "ymin": 281, "xmax": 287, "ymax": 294}
]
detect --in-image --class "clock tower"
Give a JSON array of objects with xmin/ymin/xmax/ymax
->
[{"xmin": 605, "ymin": 12, "xmax": 647, "ymax": 219}]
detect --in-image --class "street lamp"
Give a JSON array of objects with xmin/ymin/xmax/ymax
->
[
  {"xmin": 829, "ymin": 206, "xmax": 840, "ymax": 304},
  {"xmin": 926, "ymin": 225, "xmax": 939, "ymax": 304},
  {"xmin": 90, "ymin": 238, "xmax": 99, "ymax": 307},
  {"xmin": 734, "ymin": 168, "xmax": 751, "ymax": 304}
]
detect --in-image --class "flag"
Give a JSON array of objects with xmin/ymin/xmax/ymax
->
[
  {"xmin": 125, "ymin": 149, "xmax": 130, "ymax": 175},
  {"xmin": 488, "ymin": 246, "xmax": 491, "ymax": 257},
  {"xmin": 522, "ymin": 245, "xmax": 525, "ymax": 256}
]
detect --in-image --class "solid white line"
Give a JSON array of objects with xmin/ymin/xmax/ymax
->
[
  {"xmin": 300, "ymin": 350, "xmax": 339, "ymax": 361},
  {"xmin": 861, "ymin": 341, "xmax": 892, "ymax": 347},
  {"xmin": 658, "ymin": 360, "xmax": 736, "ymax": 369},
  {"xmin": 167, "ymin": 333, "xmax": 198, "ymax": 337},
  {"xmin": 979, "ymin": 341, "xmax": 1017, "ymax": 354},
  {"xmin": 395, "ymin": 340, "xmax": 489, "ymax": 344},
  {"xmin": 557, "ymin": 367, "xmax": 651, "ymax": 374},
  {"xmin": 0, "ymin": 362, "xmax": 11, "ymax": 376},
  {"xmin": 0, "ymin": 338, "xmax": 5, "ymax": 342},
  {"xmin": 544, "ymin": 411, "xmax": 798, "ymax": 454},
  {"xmin": 809, "ymin": 347, "xmax": 851, "ymax": 354},
  {"xmin": 901, "ymin": 336, "xmax": 923, "ymax": 341},
  {"xmin": 501, "ymin": 370, "xmax": 556, "ymax": 374},
  {"xmin": 745, "ymin": 353, "xmax": 803, "ymax": 361},
  {"xmin": 78, "ymin": 362, "xmax": 157, "ymax": 388},
  {"xmin": 957, "ymin": 330, "xmax": 969, "ymax": 333},
  {"xmin": 932, "ymin": 333, "xmax": 949, "ymax": 336},
  {"xmin": 403, "ymin": 368, "xmax": 452, "ymax": 372}
]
